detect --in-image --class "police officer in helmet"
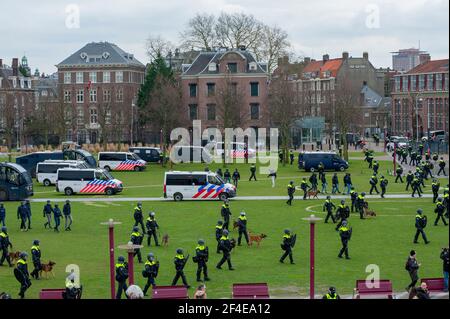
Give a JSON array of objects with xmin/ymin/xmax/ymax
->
[{"xmin": 323, "ymin": 286, "xmax": 340, "ymax": 299}]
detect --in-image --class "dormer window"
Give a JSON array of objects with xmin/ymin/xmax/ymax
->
[
  {"xmin": 208, "ymin": 63, "xmax": 217, "ymax": 72},
  {"xmin": 249, "ymin": 62, "xmax": 257, "ymax": 71},
  {"xmin": 227, "ymin": 63, "xmax": 237, "ymax": 73},
  {"xmin": 12, "ymin": 78, "xmax": 17, "ymax": 88}
]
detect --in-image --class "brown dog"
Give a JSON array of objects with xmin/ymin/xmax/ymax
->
[
  {"xmin": 363, "ymin": 207, "xmax": 377, "ymax": 217},
  {"xmin": 307, "ymin": 189, "xmax": 320, "ymax": 199},
  {"xmin": 161, "ymin": 234, "xmax": 169, "ymax": 247},
  {"xmin": 232, "ymin": 221, "xmax": 239, "ymax": 231},
  {"xmin": 40, "ymin": 261, "xmax": 56, "ymax": 279},
  {"xmin": 8, "ymin": 251, "xmax": 20, "ymax": 264},
  {"xmin": 249, "ymin": 233, "xmax": 267, "ymax": 247}
]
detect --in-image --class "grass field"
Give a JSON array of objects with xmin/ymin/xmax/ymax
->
[{"xmin": 0, "ymin": 152, "xmax": 448, "ymax": 299}]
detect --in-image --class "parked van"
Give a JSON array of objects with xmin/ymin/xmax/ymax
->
[
  {"xmin": 56, "ymin": 168, "xmax": 123, "ymax": 196},
  {"xmin": 213, "ymin": 142, "xmax": 256, "ymax": 158},
  {"xmin": 0, "ymin": 163, "xmax": 33, "ymax": 201},
  {"xmin": 36, "ymin": 161, "xmax": 86, "ymax": 186},
  {"xmin": 170, "ymin": 146, "xmax": 213, "ymax": 163},
  {"xmin": 98, "ymin": 152, "xmax": 146, "ymax": 171},
  {"xmin": 164, "ymin": 171, "xmax": 236, "ymax": 201},
  {"xmin": 129, "ymin": 147, "xmax": 161, "ymax": 163},
  {"xmin": 298, "ymin": 151, "xmax": 349, "ymax": 172}
]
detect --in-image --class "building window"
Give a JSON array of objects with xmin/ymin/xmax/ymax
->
[
  {"xmin": 411, "ymin": 75, "xmax": 417, "ymax": 92},
  {"xmin": 419, "ymin": 75, "xmax": 425, "ymax": 91},
  {"xmin": 395, "ymin": 77, "xmax": 400, "ymax": 92},
  {"xmin": 436, "ymin": 74, "xmax": 443, "ymax": 91},
  {"xmin": 436, "ymin": 98, "xmax": 443, "ymax": 130},
  {"xmin": 12, "ymin": 78, "xmax": 17, "ymax": 88},
  {"xmin": 64, "ymin": 107, "xmax": 72, "ymax": 125},
  {"xmin": 445, "ymin": 74, "xmax": 449, "ymax": 91},
  {"xmin": 116, "ymin": 71, "xmax": 123, "ymax": 83},
  {"xmin": 64, "ymin": 72, "xmax": 71, "ymax": 84},
  {"xmin": 90, "ymin": 89, "xmax": 97, "ymax": 103},
  {"xmin": 89, "ymin": 72, "xmax": 97, "ymax": 83},
  {"xmin": 427, "ymin": 74, "xmax": 434, "ymax": 91},
  {"xmin": 227, "ymin": 63, "xmax": 237, "ymax": 73},
  {"xmin": 402, "ymin": 76, "xmax": 408, "ymax": 92},
  {"xmin": 90, "ymin": 108, "xmax": 98, "ymax": 124},
  {"xmin": 250, "ymin": 103, "xmax": 260, "ymax": 120},
  {"xmin": 105, "ymin": 109, "xmax": 112, "ymax": 125},
  {"xmin": 207, "ymin": 104, "xmax": 216, "ymax": 121},
  {"xmin": 76, "ymin": 72, "xmax": 83, "ymax": 84},
  {"xmin": 250, "ymin": 82, "xmax": 259, "ymax": 97},
  {"xmin": 76, "ymin": 89, "xmax": 84, "ymax": 103},
  {"xmin": 207, "ymin": 83, "xmax": 215, "ymax": 97},
  {"xmin": 103, "ymin": 89, "xmax": 111, "ymax": 103},
  {"xmin": 189, "ymin": 104, "xmax": 198, "ymax": 120},
  {"xmin": 189, "ymin": 84, "xmax": 197, "ymax": 97},
  {"xmin": 77, "ymin": 108, "xmax": 84, "ymax": 125},
  {"xmin": 428, "ymin": 99, "xmax": 435, "ymax": 130},
  {"xmin": 103, "ymin": 72, "xmax": 111, "ymax": 83},
  {"xmin": 116, "ymin": 88, "xmax": 123, "ymax": 102}
]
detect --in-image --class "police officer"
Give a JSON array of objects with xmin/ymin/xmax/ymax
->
[
  {"xmin": 424, "ymin": 161, "xmax": 434, "ymax": 179},
  {"xmin": 323, "ymin": 196, "xmax": 336, "ymax": 223},
  {"xmin": 367, "ymin": 152, "xmax": 374, "ymax": 168},
  {"xmin": 335, "ymin": 200, "xmax": 350, "ymax": 230},
  {"xmin": 350, "ymin": 187, "xmax": 358, "ymax": 213},
  {"xmin": 0, "ymin": 226, "xmax": 13, "ymax": 267},
  {"xmin": 432, "ymin": 179, "xmax": 440, "ymax": 203},
  {"xmin": 401, "ymin": 149, "xmax": 408, "ymax": 164},
  {"xmin": 279, "ymin": 229, "xmax": 295, "ymax": 264},
  {"xmin": 409, "ymin": 150, "xmax": 417, "ymax": 166},
  {"xmin": 216, "ymin": 229, "xmax": 234, "ymax": 270},
  {"xmin": 115, "ymin": 256, "xmax": 128, "ymax": 299},
  {"xmin": 195, "ymin": 239, "xmax": 210, "ymax": 282},
  {"xmin": 414, "ymin": 209, "xmax": 430, "ymax": 244},
  {"xmin": 25, "ymin": 200, "xmax": 32, "ymax": 230},
  {"xmin": 369, "ymin": 174, "xmax": 379, "ymax": 195},
  {"xmin": 43, "ymin": 200, "xmax": 53, "ymax": 229},
  {"xmin": 224, "ymin": 169, "xmax": 231, "ymax": 183},
  {"xmin": 405, "ymin": 250, "xmax": 420, "ymax": 292},
  {"xmin": 356, "ymin": 192, "xmax": 366, "ymax": 219},
  {"xmin": 216, "ymin": 168, "xmax": 223, "ymax": 178},
  {"xmin": 331, "ymin": 173, "xmax": 340, "ymax": 194},
  {"xmin": 289, "ymin": 150, "xmax": 295, "ymax": 165},
  {"xmin": 300, "ymin": 178, "xmax": 309, "ymax": 200},
  {"xmin": 321, "ymin": 172, "xmax": 328, "ymax": 194},
  {"xmin": 318, "ymin": 162, "xmax": 325, "ymax": 180},
  {"xmin": 237, "ymin": 212, "xmax": 249, "ymax": 246},
  {"xmin": 63, "ymin": 199, "xmax": 72, "ymax": 231},
  {"xmin": 215, "ymin": 220, "xmax": 224, "ymax": 254},
  {"xmin": 17, "ymin": 201, "xmax": 28, "ymax": 231},
  {"xmin": 309, "ymin": 173, "xmax": 318, "ymax": 191},
  {"xmin": 131, "ymin": 226, "xmax": 143, "ymax": 263},
  {"xmin": 437, "ymin": 157, "xmax": 447, "ymax": 176},
  {"xmin": 133, "ymin": 202, "xmax": 145, "ymax": 233},
  {"xmin": 411, "ymin": 175, "xmax": 422, "ymax": 198},
  {"xmin": 172, "ymin": 248, "xmax": 190, "ymax": 288},
  {"xmin": 0, "ymin": 203, "xmax": 5, "ymax": 226},
  {"xmin": 232, "ymin": 168, "xmax": 240, "ymax": 187},
  {"xmin": 286, "ymin": 181, "xmax": 295, "ymax": 206},
  {"xmin": 434, "ymin": 198, "xmax": 448, "ymax": 226},
  {"xmin": 142, "ymin": 252, "xmax": 159, "ymax": 296},
  {"xmin": 221, "ymin": 199, "xmax": 232, "ymax": 230},
  {"xmin": 323, "ymin": 287, "xmax": 340, "ymax": 299},
  {"xmin": 343, "ymin": 173, "xmax": 352, "ymax": 195},
  {"xmin": 406, "ymin": 170, "xmax": 414, "ymax": 191},
  {"xmin": 249, "ymin": 164, "xmax": 257, "ymax": 181},
  {"xmin": 373, "ymin": 161, "xmax": 380, "ymax": 174},
  {"xmin": 338, "ymin": 220, "xmax": 352, "ymax": 259},
  {"xmin": 416, "ymin": 153, "xmax": 422, "ymax": 167},
  {"xmin": 380, "ymin": 175, "xmax": 388, "ymax": 198},
  {"xmin": 15, "ymin": 252, "xmax": 31, "ymax": 299},
  {"xmin": 395, "ymin": 166, "xmax": 404, "ymax": 183},
  {"xmin": 53, "ymin": 204, "xmax": 62, "ymax": 232},
  {"xmin": 146, "ymin": 212, "xmax": 159, "ymax": 247},
  {"xmin": 30, "ymin": 240, "xmax": 41, "ymax": 280}
]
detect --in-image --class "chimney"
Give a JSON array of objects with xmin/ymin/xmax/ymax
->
[
  {"xmin": 12, "ymin": 58, "xmax": 19, "ymax": 76},
  {"xmin": 363, "ymin": 52, "xmax": 369, "ymax": 60},
  {"xmin": 342, "ymin": 52, "xmax": 349, "ymax": 60},
  {"xmin": 304, "ymin": 57, "xmax": 311, "ymax": 64},
  {"xmin": 323, "ymin": 54, "xmax": 330, "ymax": 63}
]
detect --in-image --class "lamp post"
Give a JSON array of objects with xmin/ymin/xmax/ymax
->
[
  {"xmin": 118, "ymin": 242, "xmax": 143, "ymax": 285},
  {"xmin": 130, "ymin": 98, "xmax": 136, "ymax": 146},
  {"xmin": 414, "ymin": 94, "xmax": 424, "ymax": 142},
  {"xmin": 302, "ymin": 214, "xmax": 322, "ymax": 299},
  {"xmin": 100, "ymin": 219, "xmax": 122, "ymax": 299}
]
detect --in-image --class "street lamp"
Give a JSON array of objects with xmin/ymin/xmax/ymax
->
[
  {"xmin": 100, "ymin": 219, "xmax": 122, "ymax": 299},
  {"xmin": 118, "ymin": 242, "xmax": 143, "ymax": 286},
  {"xmin": 414, "ymin": 94, "xmax": 424, "ymax": 142},
  {"xmin": 302, "ymin": 214, "xmax": 322, "ymax": 299},
  {"xmin": 130, "ymin": 98, "xmax": 136, "ymax": 146}
]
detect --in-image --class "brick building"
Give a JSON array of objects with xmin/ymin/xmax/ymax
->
[
  {"xmin": 391, "ymin": 59, "xmax": 449, "ymax": 139},
  {"xmin": 181, "ymin": 47, "xmax": 269, "ymax": 139},
  {"xmin": 56, "ymin": 42, "xmax": 146, "ymax": 144}
]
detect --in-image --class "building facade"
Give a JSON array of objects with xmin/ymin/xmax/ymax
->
[
  {"xmin": 392, "ymin": 48, "xmax": 430, "ymax": 73},
  {"xmin": 57, "ymin": 42, "xmax": 146, "ymax": 144},
  {"xmin": 391, "ymin": 59, "xmax": 449, "ymax": 138},
  {"xmin": 181, "ymin": 47, "xmax": 269, "ymax": 138}
]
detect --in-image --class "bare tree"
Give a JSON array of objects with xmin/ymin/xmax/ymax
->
[
  {"xmin": 145, "ymin": 35, "xmax": 175, "ymax": 61},
  {"xmin": 0, "ymin": 94, "xmax": 17, "ymax": 150},
  {"xmin": 215, "ymin": 12, "xmax": 263, "ymax": 50},
  {"xmin": 256, "ymin": 25, "xmax": 290, "ymax": 75},
  {"xmin": 180, "ymin": 13, "xmax": 217, "ymax": 51}
]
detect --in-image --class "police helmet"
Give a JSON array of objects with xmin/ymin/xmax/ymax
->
[
  {"xmin": 222, "ymin": 229, "xmax": 229, "ymax": 236},
  {"xmin": 329, "ymin": 287, "xmax": 336, "ymax": 294},
  {"xmin": 284, "ymin": 229, "xmax": 291, "ymax": 234},
  {"xmin": 176, "ymin": 248, "xmax": 183, "ymax": 255},
  {"xmin": 147, "ymin": 253, "xmax": 154, "ymax": 260},
  {"xmin": 137, "ymin": 202, "xmax": 142, "ymax": 207},
  {"xmin": 19, "ymin": 252, "xmax": 28, "ymax": 259},
  {"xmin": 1, "ymin": 226, "xmax": 6, "ymax": 232},
  {"xmin": 198, "ymin": 239, "xmax": 205, "ymax": 245},
  {"xmin": 438, "ymin": 197, "xmax": 443, "ymax": 202},
  {"xmin": 341, "ymin": 200, "xmax": 345, "ymax": 205},
  {"xmin": 224, "ymin": 199, "xmax": 230, "ymax": 203},
  {"xmin": 33, "ymin": 240, "xmax": 40, "ymax": 245},
  {"xmin": 342, "ymin": 220, "xmax": 348, "ymax": 226},
  {"xmin": 217, "ymin": 220, "xmax": 223, "ymax": 225},
  {"xmin": 66, "ymin": 200, "xmax": 70, "ymax": 203},
  {"xmin": 327, "ymin": 196, "xmax": 331, "ymax": 199},
  {"xmin": 417, "ymin": 209, "xmax": 423, "ymax": 214},
  {"xmin": 54, "ymin": 203, "xmax": 58, "ymax": 207},
  {"xmin": 290, "ymin": 181, "xmax": 294, "ymax": 184},
  {"xmin": 132, "ymin": 226, "xmax": 139, "ymax": 232},
  {"xmin": 46, "ymin": 200, "xmax": 51, "ymax": 203},
  {"xmin": 118, "ymin": 256, "xmax": 125, "ymax": 262},
  {"xmin": 240, "ymin": 211, "xmax": 246, "ymax": 216},
  {"xmin": 361, "ymin": 192, "xmax": 366, "ymax": 196}
]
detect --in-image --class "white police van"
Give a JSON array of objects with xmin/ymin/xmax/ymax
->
[
  {"xmin": 98, "ymin": 152, "xmax": 146, "ymax": 172},
  {"xmin": 213, "ymin": 142, "xmax": 256, "ymax": 159},
  {"xmin": 36, "ymin": 160, "xmax": 87, "ymax": 186},
  {"xmin": 56, "ymin": 168, "xmax": 123, "ymax": 196},
  {"xmin": 164, "ymin": 171, "xmax": 236, "ymax": 201}
]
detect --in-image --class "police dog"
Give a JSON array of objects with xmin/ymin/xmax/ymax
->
[
  {"xmin": 161, "ymin": 234, "xmax": 169, "ymax": 247},
  {"xmin": 307, "ymin": 189, "xmax": 321, "ymax": 199},
  {"xmin": 232, "ymin": 221, "xmax": 239, "ymax": 231},
  {"xmin": 8, "ymin": 251, "xmax": 20, "ymax": 264},
  {"xmin": 40, "ymin": 261, "xmax": 56, "ymax": 279},
  {"xmin": 249, "ymin": 233, "xmax": 267, "ymax": 247}
]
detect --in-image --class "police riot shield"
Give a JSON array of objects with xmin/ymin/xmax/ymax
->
[{"xmin": 291, "ymin": 234, "xmax": 297, "ymax": 248}]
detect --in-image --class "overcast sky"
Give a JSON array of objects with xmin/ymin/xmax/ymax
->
[{"xmin": 1, "ymin": 0, "xmax": 448, "ymax": 74}]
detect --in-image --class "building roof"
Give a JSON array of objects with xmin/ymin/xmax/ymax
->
[
  {"xmin": 301, "ymin": 58, "xmax": 343, "ymax": 79},
  {"xmin": 361, "ymin": 85, "xmax": 391, "ymax": 108},
  {"xmin": 407, "ymin": 59, "xmax": 449, "ymax": 74},
  {"xmin": 57, "ymin": 42, "xmax": 145, "ymax": 68},
  {"xmin": 182, "ymin": 49, "xmax": 267, "ymax": 76}
]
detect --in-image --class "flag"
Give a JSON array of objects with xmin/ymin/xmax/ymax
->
[{"xmin": 86, "ymin": 80, "xmax": 92, "ymax": 91}]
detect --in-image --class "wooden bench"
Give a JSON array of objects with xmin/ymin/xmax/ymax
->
[
  {"xmin": 421, "ymin": 278, "xmax": 446, "ymax": 293},
  {"xmin": 354, "ymin": 280, "xmax": 393, "ymax": 299},
  {"xmin": 232, "ymin": 283, "xmax": 270, "ymax": 299},
  {"xmin": 39, "ymin": 288, "xmax": 65, "ymax": 299},
  {"xmin": 152, "ymin": 286, "xmax": 189, "ymax": 299}
]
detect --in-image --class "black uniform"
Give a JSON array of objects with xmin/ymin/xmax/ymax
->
[
  {"xmin": 17, "ymin": 204, "xmax": 28, "ymax": 231},
  {"xmin": 25, "ymin": 201, "xmax": 32, "ymax": 230},
  {"xmin": 215, "ymin": 224, "xmax": 223, "ymax": 253},
  {"xmin": 232, "ymin": 170, "xmax": 240, "ymax": 187},
  {"xmin": 221, "ymin": 203, "xmax": 232, "ymax": 230},
  {"xmin": 0, "ymin": 230, "xmax": 12, "ymax": 267},
  {"xmin": 133, "ymin": 206, "xmax": 145, "ymax": 233},
  {"xmin": 237, "ymin": 216, "xmax": 249, "ymax": 245},
  {"xmin": 318, "ymin": 163, "xmax": 325, "ymax": 180},
  {"xmin": 338, "ymin": 225, "xmax": 352, "ymax": 259},
  {"xmin": 131, "ymin": 230, "xmax": 143, "ymax": 263},
  {"xmin": 380, "ymin": 177, "xmax": 388, "ymax": 198},
  {"xmin": 216, "ymin": 235, "xmax": 234, "ymax": 270},
  {"xmin": 411, "ymin": 177, "xmax": 422, "ymax": 198},
  {"xmin": 280, "ymin": 233, "xmax": 295, "ymax": 264},
  {"xmin": 0, "ymin": 205, "xmax": 5, "ymax": 227},
  {"xmin": 30, "ymin": 245, "xmax": 41, "ymax": 279},
  {"xmin": 406, "ymin": 256, "xmax": 420, "ymax": 290},
  {"xmin": 249, "ymin": 165, "xmax": 257, "ymax": 181},
  {"xmin": 16, "ymin": 258, "xmax": 31, "ymax": 299},
  {"xmin": 43, "ymin": 203, "xmax": 53, "ymax": 229},
  {"xmin": 395, "ymin": 167, "xmax": 404, "ymax": 183},
  {"xmin": 300, "ymin": 180, "xmax": 309, "ymax": 199},
  {"xmin": 369, "ymin": 175, "xmax": 379, "ymax": 194},
  {"xmin": 356, "ymin": 195, "xmax": 366, "ymax": 219},
  {"xmin": 432, "ymin": 181, "xmax": 440, "ymax": 203},
  {"xmin": 289, "ymin": 151, "xmax": 295, "ymax": 165},
  {"xmin": 323, "ymin": 200, "xmax": 336, "ymax": 223},
  {"xmin": 223, "ymin": 170, "xmax": 231, "ymax": 183},
  {"xmin": 115, "ymin": 261, "xmax": 128, "ymax": 299},
  {"xmin": 373, "ymin": 162, "xmax": 380, "ymax": 174},
  {"xmin": 406, "ymin": 172, "xmax": 414, "ymax": 190},
  {"xmin": 335, "ymin": 204, "xmax": 350, "ymax": 230},
  {"xmin": 309, "ymin": 174, "xmax": 318, "ymax": 191},
  {"xmin": 437, "ymin": 159, "xmax": 447, "ymax": 176},
  {"xmin": 287, "ymin": 184, "xmax": 295, "ymax": 205},
  {"xmin": 434, "ymin": 201, "xmax": 448, "ymax": 226},
  {"xmin": 414, "ymin": 214, "xmax": 429, "ymax": 244},
  {"xmin": 142, "ymin": 259, "xmax": 159, "ymax": 295},
  {"xmin": 172, "ymin": 253, "xmax": 190, "ymax": 287},
  {"xmin": 195, "ymin": 245, "xmax": 209, "ymax": 281},
  {"xmin": 350, "ymin": 190, "xmax": 358, "ymax": 213},
  {"xmin": 146, "ymin": 216, "xmax": 159, "ymax": 246}
]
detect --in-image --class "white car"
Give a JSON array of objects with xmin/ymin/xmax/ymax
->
[
  {"xmin": 164, "ymin": 171, "xmax": 236, "ymax": 201},
  {"xmin": 387, "ymin": 136, "xmax": 410, "ymax": 150},
  {"xmin": 36, "ymin": 160, "xmax": 86, "ymax": 186},
  {"xmin": 98, "ymin": 152, "xmax": 146, "ymax": 171}
]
